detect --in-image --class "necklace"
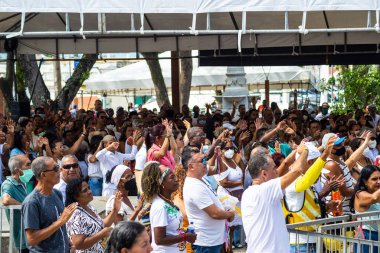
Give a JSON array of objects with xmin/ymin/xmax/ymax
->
[{"xmin": 158, "ymin": 194, "xmax": 180, "ymax": 211}]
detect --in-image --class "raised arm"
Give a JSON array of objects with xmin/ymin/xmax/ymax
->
[
  {"xmin": 280, "ymin": 148, "xmax": 308, "ymax": 189},
  {"xmin": 345, "ymin": 131, "xmax": 371, "ymax": 170}
]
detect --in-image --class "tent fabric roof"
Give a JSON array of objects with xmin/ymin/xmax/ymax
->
[
  {"xmin": 1, "ymin": 0, "xmax": 379, "ymax": 13},
  {"xmin": 0, "ymin": 1, "xmax": 379, "ymax": 54},
  {"xmin": 85, "ymin": 52, "xmax": 316, "ymax": 91}
]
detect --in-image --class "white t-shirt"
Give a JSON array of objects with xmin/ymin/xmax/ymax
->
[
  {"xmin": 135, "ymin": 144, "xmax": 147, "ymax": 171},
  {"xmin": 241, "ymin": 178, "xmax": 289, "ymax": 253},
  {"xmin": 150, "ymin": 197, "xmax": 185, "ymax": 253},
  {"xmin": 183, "ymin": 177, "xmax": 225, "ymax": 247},
  {"xmin": 105, "ymin": 195, "xmax": 134, "ymax": 222}
]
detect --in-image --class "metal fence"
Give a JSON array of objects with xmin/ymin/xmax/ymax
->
[
  {"xmin": 287, "ymin": 211, "xmax": 380, "ymax": 253},
  {"xmin": 0, "ymin": 205, "xmax": 23, "ymax": 253}
]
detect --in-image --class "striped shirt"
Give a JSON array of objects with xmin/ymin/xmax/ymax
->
[{"xmin": 321, "ymin": 158, "xmax": 354, "ymax": 214}]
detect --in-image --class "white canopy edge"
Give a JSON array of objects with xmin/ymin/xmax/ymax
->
[{"xmin": 1, "ymin": 0, "xmax": 379, "ymax": 13}]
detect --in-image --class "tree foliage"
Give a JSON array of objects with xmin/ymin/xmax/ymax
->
[{"xmin": 322, "ymin": 65, "xmax": 380, "ymax": 113}]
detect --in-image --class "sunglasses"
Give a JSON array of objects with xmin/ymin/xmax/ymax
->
[
  {"xmin": 44, "ymin": 164, "xmax": 60, "ymax": 173},
  {"xmin": 62, "ymin": 163, "xmax": 79, "ymax": 170}
]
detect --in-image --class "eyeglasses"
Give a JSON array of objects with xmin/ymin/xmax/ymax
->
[
  {"xmin": 62, "ymin": 163, "xmax": 79, "ymax": 170},
  {"xmin": 194, "ymin": 133, "xmax": 206, "ymax": 138},
  {"xmin": 44, "ymin": 164, "xmax": 60, "ymax": 173},
  {"xmin": 81, "ymin": 186, "xmax": 90, "ymax": 193}
]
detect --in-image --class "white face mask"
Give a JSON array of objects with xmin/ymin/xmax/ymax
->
[
  {"xmin": 369, "ymin": 140, "xmax": 377, "ymax": 149},
  {"xmin": 106, "ymin": 124, "xmax": 115, "ymax": 131},
  {"xmin": 303, "ymin": 115, "xmax": 308, "ymax": 121},
  {"xmin": 224, "ymin": 149, "xmax": 234, "ymax": 159},
  {"xmin": 202, "ymin": 145, "xmax": 210, "ymax": 153},
  {"xmin": 363, "ymin": 147, "xmax": 373, "ymax": 159}
]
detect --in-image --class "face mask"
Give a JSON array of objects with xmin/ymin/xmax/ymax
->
[
  {"xmin": 354, "ymin": 130, "xmax": 360, "ymax": 136},
  {"xmin": 20, "ymin": 169, "xmax": 34, "ymax": 184},
  {"xmin": 333, "ymin": 146, "xmax": 346, "ymax": 156},
  {"xmin": 310, "ymin": 113, "xmax": 316, "ymax": 119},
  {"xmin": 106, "ymin": 125, "xmax": 115, "ymax": 131},
  {"xmin": 303, "ymin": 115, "xmax": 308, "ymax": 121},
  {"xmin": 322, "ymin": 108, "xmax": 328, "ymax": 115},
  {"xmin": 202, "ymin": 145, "xmax": 210, "ymax": 153},
  {"xmin": 198, "ymin": 120, "xmax": 206, "ymax": 125},
  {"xmin": 223, "ymin": 121, "xmax": 230, "ymax": 125},
  {"xmin": 326, "ymin": 125, "xmax": 331, "ymax": 130},
  {"xmin": 363, "ymin": 147, "xmax": 375, "ymax": 161},
  {"xmin": 124, "ymin": 178, "xmax": 137, "ymax": 192},
  {"xmin": 369, "ymin": 140, "xmax": 377, "ymax": 149},
  {"xmin": 224, "ymin": 149, "xmax": 235, "ymax": 159}
]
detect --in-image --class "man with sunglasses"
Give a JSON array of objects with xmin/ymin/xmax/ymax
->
[
  {"xmin": 182, "ymin": 148, "xmax": 234, "ymax": 253},
  {"xmin": 22, "ymin": 157, "xmax": 78, "ymax": 253},
  {"xmin": 53, "ymin": 154, "xmax": 81, "ymax": 204}
]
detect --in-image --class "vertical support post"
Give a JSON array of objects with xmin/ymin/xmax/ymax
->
[
  {"xmin": 265, "ymin": 79, "xmax": 270, "ymax": 107},
  {"xmin": 171, "ymin": 51, "xmax": 180, "ymax": 112},
  {"xmin": 294, "ymin": 89, "xmax": 298, "ymax": 109}
]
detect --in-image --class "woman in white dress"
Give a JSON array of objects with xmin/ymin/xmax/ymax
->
[{"xmin": 213, "ymin": 140, "xmax": 244, "ymax": 250}]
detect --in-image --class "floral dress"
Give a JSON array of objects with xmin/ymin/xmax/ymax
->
[{"xmin": 66, "ymin": 205, "xmax": 106, "ymax": 253}]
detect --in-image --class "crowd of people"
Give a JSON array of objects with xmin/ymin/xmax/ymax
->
[{"xmin": 1, "ymin": 97, "xmax": 380, "ymax": 253}]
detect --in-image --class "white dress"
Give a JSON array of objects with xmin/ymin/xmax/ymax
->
[{"xmin": 214, "ymin": 160, "xmax": 243, "ymax": 226}]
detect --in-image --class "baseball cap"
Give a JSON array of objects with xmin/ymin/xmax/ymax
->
[{"xmin": 321, "ymin": 133, "xmax": 347, "ymax": 149}]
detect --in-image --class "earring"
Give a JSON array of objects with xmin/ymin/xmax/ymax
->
[{"xmin": 162, "ymin": 185, "xmax": 165, "ymax": 189}]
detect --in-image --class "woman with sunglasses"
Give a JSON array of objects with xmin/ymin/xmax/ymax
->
[
  {"xmin": 142, "ymin": 162, "xmax": 197, "ymax": 252},
  {"xmin": 105, "ymin": 165, "xmax": 143, "ymax": 225},
  {"xmin": 213, "ymin": 139, "xmax": 244, "ymax": 250},
  {"xmin": 65, "ymin": 178, "xmax": 122, "ymax": 252}
]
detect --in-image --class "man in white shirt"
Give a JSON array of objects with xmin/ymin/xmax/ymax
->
[
  {"xmin": 96, "ymin": 135, "xmax": 137, "ymax": 196},
  {"xmin": 182, "ymin": 148, "xmax": 234, "ymax": 253},
  {"xmin": 53, "ymin": 155, "xmax": 81, "ymax": 204},
  {"xmin": 315, "ymin": 102, "xmax": 330, "ymax": 121},
  {"xmin": 241, "ymin": 148, "xmax": 308, "ymax": 253}
]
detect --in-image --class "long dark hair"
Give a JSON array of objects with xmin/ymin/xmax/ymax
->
[
  {"xmin": 66, "ymin": 178, "xmax": 84, "ymax": 207},
  {"xmin": 145, "ymin": 124, "xmax": 165, "ymax": 150},
  {"xmin": 89, "ymin": 135, "xmax": 103, "ymax": 154},
  {"xmin": 105, "ymin": 221, "xmax": 146, "ymax": 252},
  {"xmin": 349, "ymin": 165, "xmax": 380, "ymax": 213}
]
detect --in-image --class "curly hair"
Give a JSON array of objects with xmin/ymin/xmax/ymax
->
[
  {"xmin": 141, "ymin": 162, "xmax": 161, "ymax": 202},
  {"xmin": 172, "ymin": 164, "xmax": 186, "ymax": 200}
]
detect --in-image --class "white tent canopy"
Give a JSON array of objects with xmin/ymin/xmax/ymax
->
[
  {"xmin": 85, "ymin": 52, "xmax": 316, "ymax": 91},
  {"xmin": 0, "ymin": 1, "xmax": 379, "ymax": 54}
]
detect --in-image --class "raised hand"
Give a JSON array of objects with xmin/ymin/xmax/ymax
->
[
  {"xmin": 254, "ymin": 118, "xmax": 264, "ymax": 130},
  {"xmin": 113, "ymin": 191, "xmax": 122, "ymax": 212},
  {"xmin": 6, "ymin": 119, "xmax": 15, "ymax": 134},
  {"xmin": 183, "ymin": 120, "xmax": 191, "ymax": 130}
]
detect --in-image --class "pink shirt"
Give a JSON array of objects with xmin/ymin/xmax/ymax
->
[{"xmin": 147, "ymin": 144, "xmax": 175, "ymax": 171}]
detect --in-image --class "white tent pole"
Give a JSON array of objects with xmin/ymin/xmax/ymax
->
[
  {"xmin": 367, "ymin": 10, "xmax": 372, "ymax": 28},
  {"xmin": 206, "ymin": 13, "xmax": 211, "ymax": 30},
  {"xmin": 6, "ymin": 12, "xmax": 25, "ymax": 39},
  {"xmin": 140, "ymin": 12, "xmax": 144, "ymax": 34},
  {"xmin": 376, "ymin": 10, "xmax": 379, "ymax": 33},
  {"xmin": 131, "ymin": 13, "xmax": 135, "ymax": 31},
  {"xmin": 298, "ymin": 11, "xmax": 308, "ymax": 35},
  {"xmin": 242, "ymin": 11, "xmax": 246, "ymax": 34},
  {"xmin": 80, "ymin": 12, "xmax": 86, "ymax": 39},
  {"xmin": 98, "ymin": 13, "xmax": 106, "ymax": 33},
  {"xmin": 285, "ymin": 11, "xmax": 289, "ymax": 30},
  {"xmin": 1, "ymin": 27, "xmax": 378, "ymax": 37},
  {"xmin": 65, "ymin": 13, "xmax": 70, "ymax": 31},
  {"xmin": 190, "ymin": 13, "xmax": 198, "ymax": 35}
]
